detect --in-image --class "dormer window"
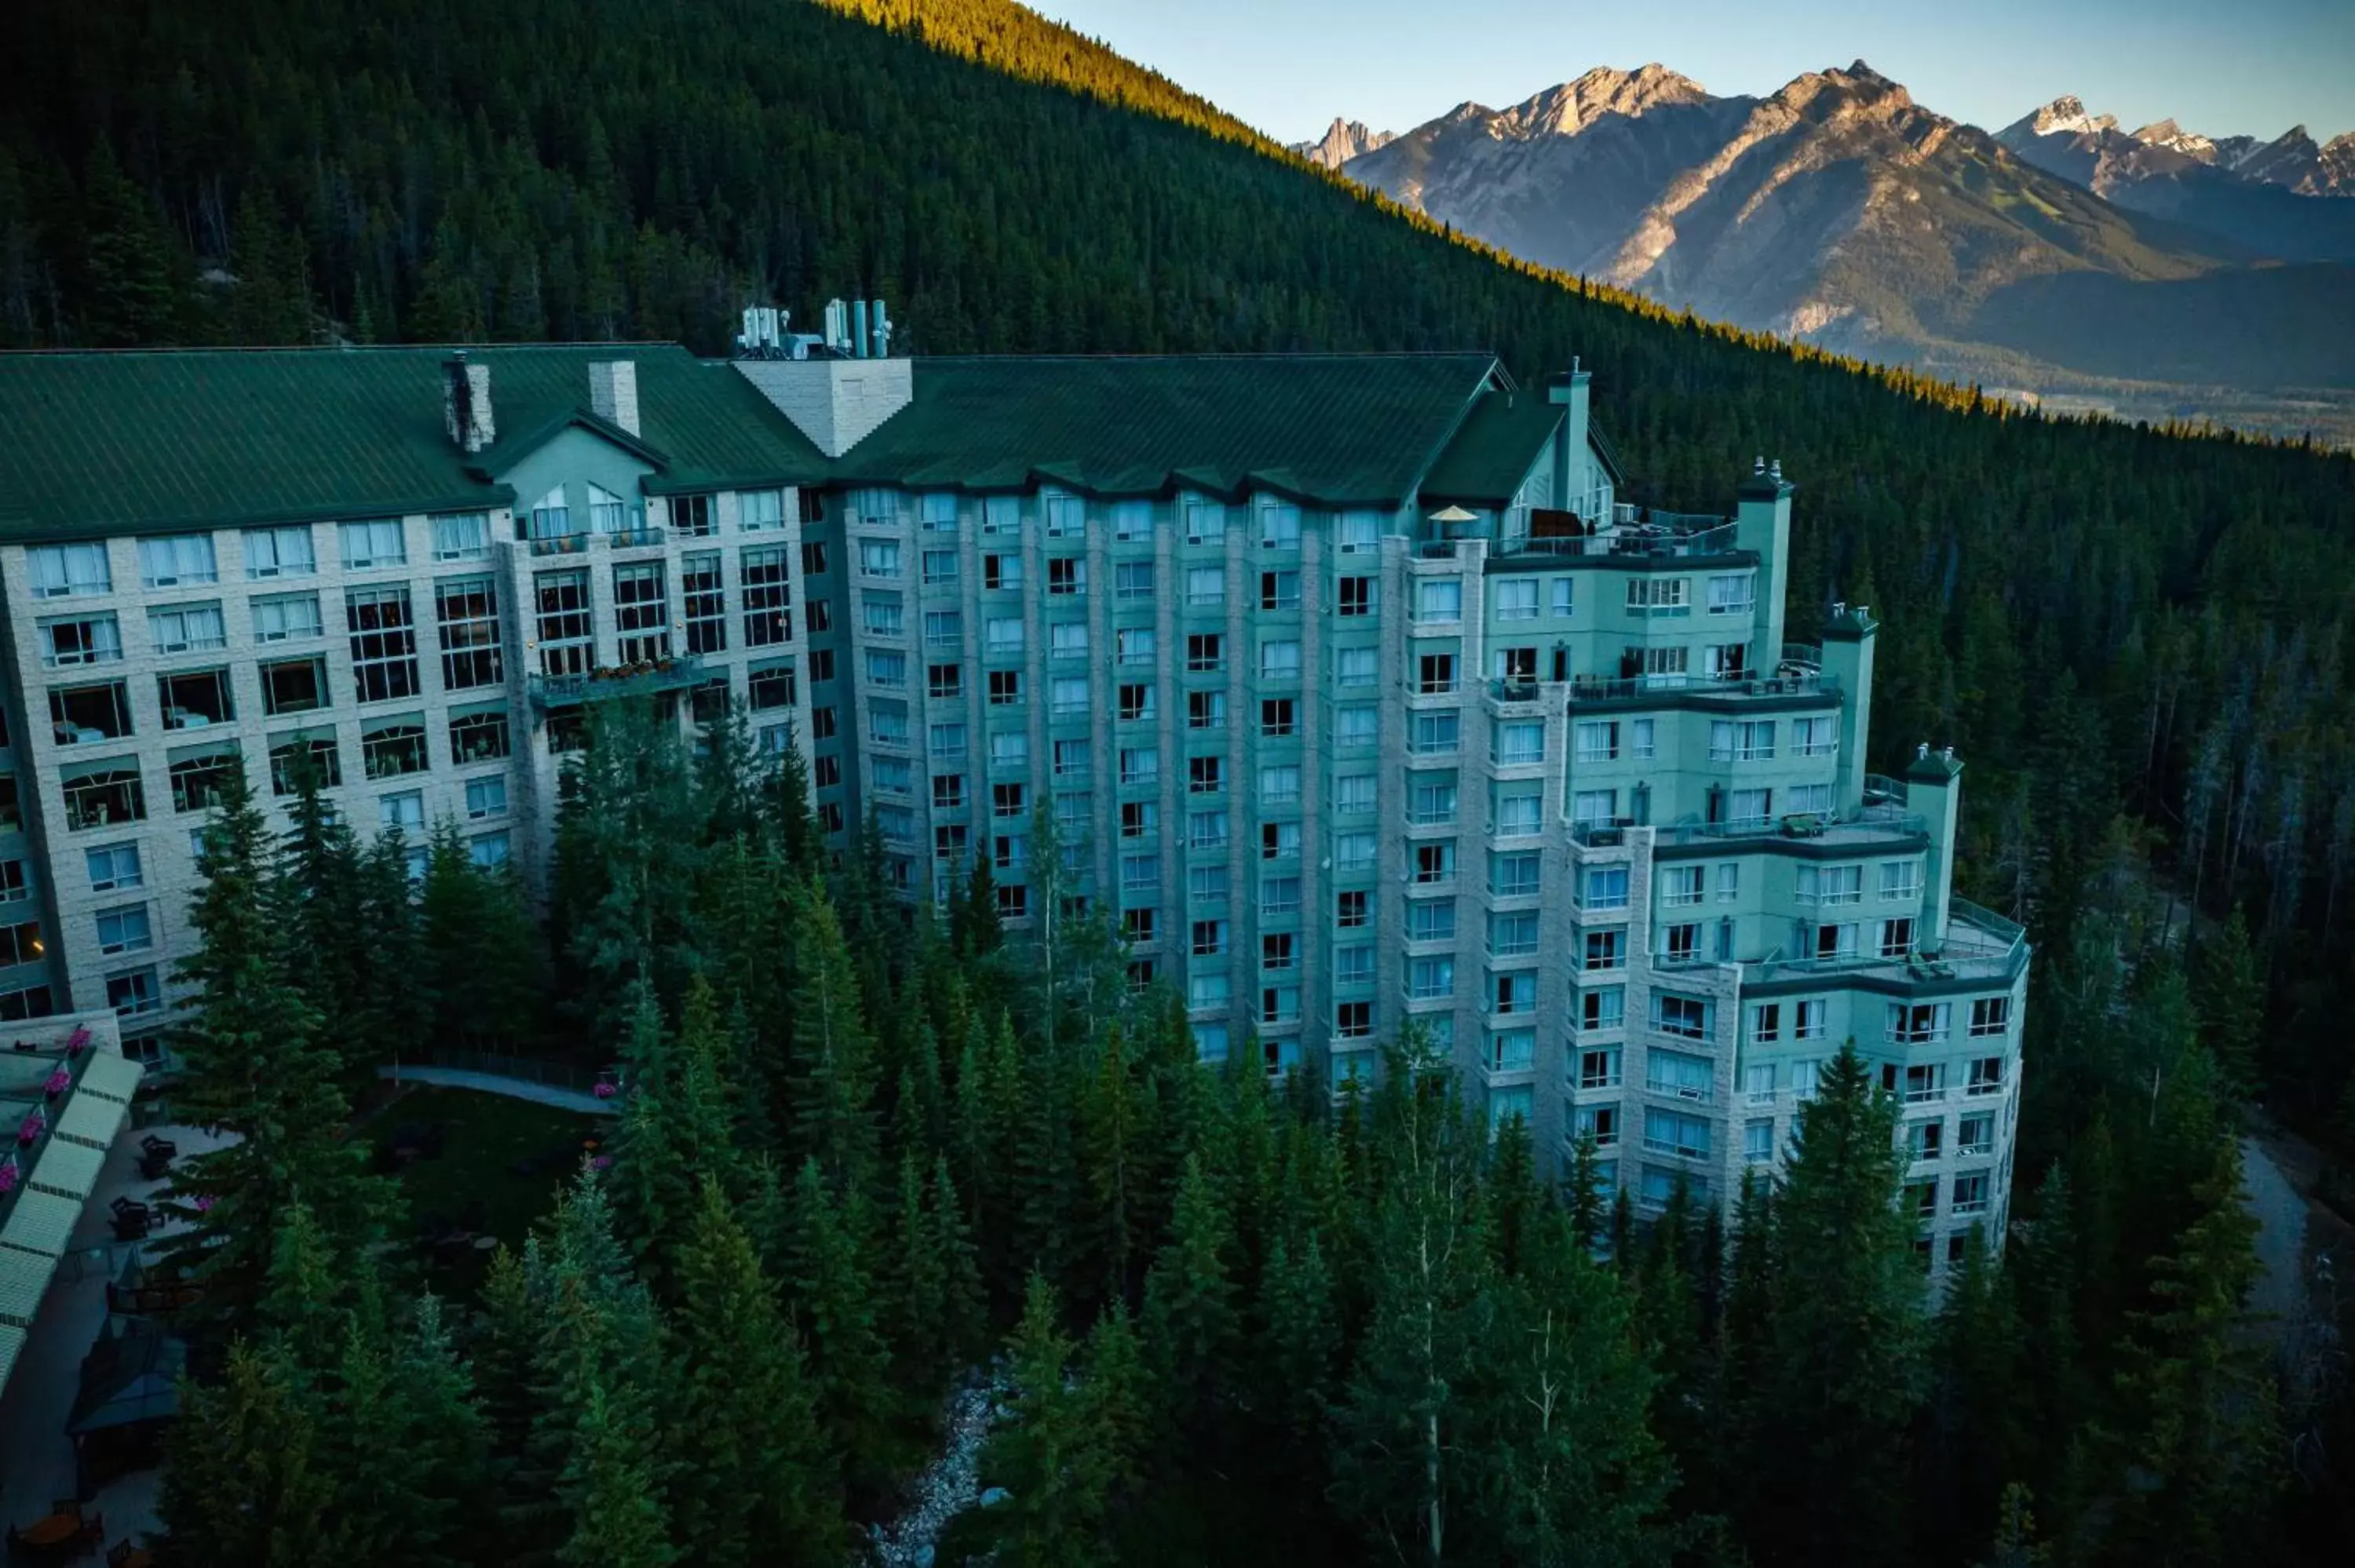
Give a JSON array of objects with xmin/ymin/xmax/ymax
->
[{"xmin": 528, "ymin": 486, "xmax": 572, "ymax": 541}]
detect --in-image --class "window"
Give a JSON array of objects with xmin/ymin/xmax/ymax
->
[
  {"xmin": 1260, "ymin": 765, "xmax": 1302, "ymax": 806},
  {"xmin": 1626, "ymin": 577, "xmax": 1689, "ymax": 613},
  {"xmin": 1488, "ymin": 910, "xmax": 1538, "ymax": 958},
  {"xmin": 340, "ymin": 519, "xmax": 408, "ymax": 568},
  {"xmin": 1909, "ymin": 1120, "xmax": 1944, "ymax": 1161},
  {"xmin": 1186, "ymin": 633, "xmax": 1223, "ymax": 673},
  {"xmin": 139, "ymin": 534, "xmax": 218, "ymax": 588},
  {"xmin": 1488, "ymin": 1029, "xmax": 1535, "ymax": 1073},
  {"xmin": 268, "ymin": 733, "xmax": 341, "ymax": 794},
  {"xmin": 1490, "ymin": 851, "xmax": 1539, "ymax": 899},
  {"xmin": 1574, "ymin": 721, "xmax": 1620, "ymax": 763},
  {"xmin": 1258, "ymin": 500, "xmax": 1300, "ymax": 550},
  {"xmin": 871, "ymin": 700, "xmax": 912, "ymax": 748},
  {"xmin": 158, "ymin": 669, "xmax": 234, "ymax": 729},
  {"xmin": 740, "ymin": 548, "xmax": 793, "ymax": 647},
  {"xmin": 51, "ymin": 681, "xmax": 133, "ymax": 742},
  {"xmin": 1048, "ymin": 556, "xmax": 1086, "ymax": 597},
  {"xmin": 1968, "ymin": 1056, "xmax": 2006, "ymax": 1097},
  {"xmin": 1787, "ymin": 784, "xmax": 1832, "ymax": 816},
  {"xmin": 1576, "ymin": 1105, "xmax": 1619, "ymax": 1147},
  {"xmin": 1797, "ymin": 865, "xmax": 1864, "ymax": 907},
  {"xmin": 1260, "ymin": 876, "xmax": 1301, "ymax": 918},
  {"xmin": 237, "ymin": 524, "xmax": 316, "ymax": 579},
  {"xmin": 1579, "ymin": 1048, "xmax": 1623, "ymax": 1090},
  {"xmin": 1185, "ymin": 690, "xmax": 1222, "ymax": 730},
  {"xmin": 1115, "ymin": 561, "xmax": 1156, "ymax": 602},
  {"xmin": 533, "ymin": 572, "xmax": 593, "ymax": 676},
  {"xmin": 1661, "ymin": 866, "xmax": 1705, "ymax": 907},
  {"xmin": 432, "ymin": 578, "xmax": 503, "ymax": 689},
  {"xmin": 379, "ymin": 789, "xmax": 425, "ymax": 832},
  {"xmin": 1336, "ymin": 575, "xmax": 1374, "ymax": 616},
  {"xmin": 469, "ymin": 831, "xmax": 512, "ymax": 870},
  {"xmin": 1645, "ymin": 1108, "xmax": 1711, "ymax": 1160},
  {"xmin": 862, "ymin": 591, "xmax": 905, "ymax": 638},
  {"xmin": 168, "ymin": 750, "xmax": 241, "ymax": 814},
  {"xmin": 1417, "ymin": 652, "xmax": 1458, "ymax": 695},
  {"xmin": 1710, "ymin": 720, "xmax": 1776, "ymax": 762},
  {"xmin": 1746, "ymin": 1120, "xmax": 1776, "ymax": 1163},
  {"xmin": 87, "ymin": 843, "xmax": 144, "ymax": 892},
  {"xmin": 1335, "ymin": 830, "xmax": 1376, "ymax": 873},
  {"xmin": 1334, "ymin": 773, "xmax": 1376, "ymax": 815},
  {"xmin": 1878, "ymin": 861, "xmax": 1924, "ymax": 903},
  {"xmin": 1656, "ymin": 921, "xmax": 1700, "ymax": 962},
  {"xmin": 923, "ymin": 664, "xmax": 963, "ymax": 702},
  {"xmin": 40, "ymin": 613, "xmax": 123, "ymax": 668},
  {"xmin": 1630, "ymin": 644, "xmax": 1689, "ymax": 678},
  {"xmin": 1728, "ymin": 788, "xmax": 1773, "ymax": 826},
  {"xmin": 107, "ymin": 968, "xmax": 161, "ymax": 1017},
  {"xmin": 1121, "ymin": 853, "xmax": 1160, "ymax": 894},
  {"xmin": 1952, "ymin": 1172, "xmax": 1990, "ymax": 1216},
  {"xmin": 1879, "ymin": 917, "xmax": 1917, "ymax": 960},
  {"xmin": 1184, "ymin": 497, "xmax": 1226, "ymax": 545},
  {"xmin": 1260, "ymin": 640, "xmax": 1301, "ymax": 680},
  {"xmin": 1795, "ymin": 716, "xmax": 1838, "ymax": 758},
  {"xmin": 1337, "ymin": 889, "xmax": 1369, "ymax": 929},
  {"xmin": 30, "ymin": 542, "xmax": 112, "ymax": 598},
  {"xmin": 1119, "ymin": 748, "xmax": 1159, "ymax": 787},
  {"xmin": 1333, "ymin": 999, "xmax": 1374, "ymax": 1040},
  {"xmin": 1707, "ymin": 573, "xmax": 1755, "ymax": 616},
  {"xmin": 1335, "ymin": 945, "xmax": 1375, "ymax": 986},
  {"xmin": 677, "ymin": 554, "xmax": 726, "ymax": 656},
  {"xmin": 1414, "ymin": 841, "xmax": 1456, "ymax": 884},
  {"xmin": 587, "ymin": 483, "xmax": 629, "ymax": 534},
  {"xmin": 1411, "ymin": 712, "xmax": 1460, "ymax": 756},
  {"xmin": 1647, "ymin": 1048, "xmax": 1714, "ymax": 1103},
  {"xmin": 1970, "ymin": 997, "xmax": 2012, "ymax": 1037},
  {"xmin": 1576, "ymin": 988, "xmax": 1625, "ymax": 1038},
  {"xmin": 1958, "ymin": 1114, "xmax": 1995, "ymax": 1157},
  {"xmin": 984, "ymin": 618, "xmax": 1024, "ymax": 658},
  {"xmin": 1653, "ymin": 993, "xmax": 1710, "ymax": 1041},
  {"xmin": 1583, "ymin": 927, "xmax": 1627, "ymax": 971},
  {"xmin": 868, "ymin": 650, "xmax": 909, "ymax": 690},
  {"xmin": 748, "ymin": 664, "xmax": 797, "ymax": 712},
  {"xmin": 1053, "ymin": 738, "xmax": 1092, "ymax": 779},
  {"xmin": 1408, "ymin": 957, "xmax": 1455, "ymax": 1001},
  {"xmin": 362, "ymin": 721, "xmax": 429, "ymax": 781},
  {"xmin": 1261, "ymin": 820, "xmax": 1302, "ymax": 862},
  {"xmin": 1550, "ymin": 577, "xmax": 1575, "ymax": 618},
  {"xmin": 1494, "ymin": 578, "xmax": 1539, "ymax": 620},
  {"xmin": 1335, "ymin": 509, "xmax": 1380, "ymax": 554},
  {"xmin": 1050, "ymin": 621, "xmax": 1089, "ymax": 661},
  {"xmin": 146, "ymin": 602, "xmax": 227, "ymax": 655},
  {"xmin": 1259, "ymin": 570, "xmax": 1300, "ymax": 611},
  {"xmin": 1408, "ymin": 899, "xmax": 1456, "ymax": 943},
  {"xmin": 1414, "ymin": 579, "xmax": 1463, "ymax": 626},
  {"xmin": 1188, "ymin": 865, "xmax": 1230, "ymax": 906},
  {"xmin": 347, "ymin": 586, "xmax": 421, "ymax": 702},
  {"xmin": 1189, "ymin": 756, "xmax": 1225, "ymax": 795},
  {"xmin": 1745, "ymin": 1063, "xmax": 1778, "ymax": 1104},
  {"xmin": 90, "ymin": 903, "xmax": 149, "ymax": 957}
]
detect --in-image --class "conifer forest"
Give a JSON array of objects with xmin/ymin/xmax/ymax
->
[{"xmin": 2, "ymin": 0, "xmax": 2353, "ymax": 1563}]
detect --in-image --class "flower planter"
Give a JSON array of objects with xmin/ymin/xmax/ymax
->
[{"xmin": 44, "ymin": 1069, "xmax": 70, "ymax": 1099}]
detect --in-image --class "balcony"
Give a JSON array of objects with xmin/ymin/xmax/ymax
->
[
  {"xmin": 1466, "ymin": 509, "xmax": 1743, "ymax": 567},
  {"xmin": 1486, "ymin": 677, "xmax": 1544, "ymax": 709},
  {"xmin": 1565, "ymin": 668, "xmax": 1840, "ymax": 709},
  {"xmin": 1654, "ymin": 803, "xmax": 1926, "ymax": 851},
  {"xmin": 529, "ymin": 656, "xmax": 706, "ymax": 712}
]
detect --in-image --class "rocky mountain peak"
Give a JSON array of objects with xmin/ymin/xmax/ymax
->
[
  {"xmin": 2024, "ymin": 95, "xmax": 2119, "ymax": 137},
  {"xmin": 2130, "ymin": 118, "xmax": 2215, "ymax": 158},
  {"xmin": 1292, "ymin": 117, "xmax": 1396, "ymax": 170},
  {"xmin": 1504, "ymin": 63, "xmax": 1710, "ymax": 137}
]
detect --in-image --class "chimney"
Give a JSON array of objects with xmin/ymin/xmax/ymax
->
[
  {"xmin": 443, "ymin": 354, "xmax": 494, "ymax": 454},
  {"xmin": 589, "ymin": 361, "xmax": 641, "ymax": 436}
]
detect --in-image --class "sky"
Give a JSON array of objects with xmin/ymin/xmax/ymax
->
[{"xmin": 1035, "ymin": 0, "xmax": 2355, "ymax": 147}]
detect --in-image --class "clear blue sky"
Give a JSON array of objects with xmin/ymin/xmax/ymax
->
[{"xmin": 1037, "ymin": 0, "xmax": 2353, "ymax": 146}]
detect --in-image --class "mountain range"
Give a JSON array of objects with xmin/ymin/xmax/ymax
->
[{"xmin": 1317, "ymin": 64, "xmax": 2355, "ymax": 424}]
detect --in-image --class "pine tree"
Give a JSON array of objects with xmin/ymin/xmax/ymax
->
[
  {"xmin": 782, "ymin": 1157, "xmax": 894, "ymax": 1495},
  {"xmin": 2189, "ymin": 906, "xmax": 2262, "ymax": 1097},
  {"xmin": 1140, "ymin": 1152, "xmax": 1236, "ymax": 1429},
  {"xmin": 1747, "ymin": 1042, "xmax": 1926, "ymax": 1567},
  {"xmin": 560, "ymin": 1379, "xmax": 677, "ymax": 1568},
  {"xmin": 1565, "ymin": 1132, "xmax": 1606, "ymax": 1253},
  {"xmin": 669, "ymin": 1178, "xmax": 841, "ymax": 1566},
  {"xmin": 982, "ymin": 1273, "xmax": 1121, "ymax": 1568},
  {"xmin": 1926, "ymin": 1224, "xmax": 2028, "ymax": 1547},
  {"xmin": 75, "ymin": 137, "xmax": 184, "ymax": 345},
  {"xmin": 163, "ymin": 763, "xmax": 385, "ymax": 1326},
  {"xmin": 784, "ymin": 884, "xmax": 882, "ymax": 1191},
  {"xmin": 158, "ymin": 1339, "xmax": 334, "ymax": 1565}
]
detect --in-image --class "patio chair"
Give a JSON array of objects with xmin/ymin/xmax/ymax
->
[{"xmin": 137, "ymin": 1135, "xmax": 177, "ymax": 1160}]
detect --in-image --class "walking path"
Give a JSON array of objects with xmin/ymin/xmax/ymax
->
[{"xmin": 374, "ymin": 1065, "xmax": 615, "ymax": 1116}]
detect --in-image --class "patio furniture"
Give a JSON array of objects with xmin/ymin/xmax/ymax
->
[
  {"xmin": 108, "ymin": 1205, "xmax": 151, "ymax": 1243},
  {"xmin": 137, "ymin": 1136, "xmax": 176, "ymax": 1160},
  {"xmin": 108, "ymin": 1542, "xmax": 155, "ymax": 1568}
]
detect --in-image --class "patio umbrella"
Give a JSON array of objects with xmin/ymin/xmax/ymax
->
[{"xmin": 68, "ymin": 1316, "xmax": 185, "ymax": 1435}]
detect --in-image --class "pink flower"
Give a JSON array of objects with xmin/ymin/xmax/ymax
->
[
  {"xmin": 592, "ymin": 1081, "xmax": 615, "ymax": 1099},
  {"xmin": 0, "ymin": 1161, "xmax": 18, "ymax": 1194},
  {"xmin": 590, "ymin": 1154, "xmax": 613, "ymax": 1172},
  {"xmin": 193, "ymin": 1194, "xmax": 216, "ymax": 1212},
  {"xmin": 16, "ymin": 1112, "xmax": 42, "ymax": 1145},
  {"xmin": 43, "ymin": 1069, "xmax": 70, "ymax": 1096},
  {"xmin": 66, "ymin": 1026, "xmax": 90, "ymax": 1054}
]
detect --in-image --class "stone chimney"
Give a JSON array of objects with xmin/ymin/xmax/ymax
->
[
  {"xmin": 588, "ymin": 360, "xmax": 641, "ymax": 437},
  {"xmin": 443, "ymin": 354, "xmax": 494, "ymax": 454}
]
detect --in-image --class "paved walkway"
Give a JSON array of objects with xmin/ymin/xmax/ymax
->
[{"xmin": 375, "ymin": 1065, "xmax": 615, "ymax": 1116}]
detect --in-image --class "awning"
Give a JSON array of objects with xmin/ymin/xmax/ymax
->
[
  {"xmin": 54, "ymin": 1089, "xmax": 129, "ymax": 1151},
  {"xmin": 0, "ymin": 1245, "xmax": 54, "ymax": 1328},
  {"xmin": 75, "ymin": 1053, "xmax": 144, "ymax": 1103},
  {"xmin": 0, "ymin": 1187, "xmax": 80, "ymax": 1258},
  {"xmin": 68, "ymin": 1318, "xmax": 185, "ymax": 1434},
  {"xmin": 31, "ymin": 1138, "xmax": 105, "ymax": 1202}
]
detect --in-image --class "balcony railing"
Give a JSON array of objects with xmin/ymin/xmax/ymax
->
[
  {"xmin": 529, "ymin": 656, "xmax": 706, "ymax": 711},
  {"xmin": 1566, "ymin": 669, "xmax": 1839, "ymax": 707},
  {"xmin": 1863, "ymin": 773, "xmax": 1910, "ymax": 808}
]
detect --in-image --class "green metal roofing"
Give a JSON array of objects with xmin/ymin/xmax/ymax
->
[
  {"xmin": 830, "ymin": 352, "xmax": 1515, "ymax": 507},
  {"xmin": 0, "ymin": 346, "xmax": 1572, "ymax": 542},
  {"xmin": 0, "ymin": 345, "xmax": 827, "ymax": 542},
  {"xmin": 1418, "ymin": 389, "xmax": 1565, "ymax": 509}
]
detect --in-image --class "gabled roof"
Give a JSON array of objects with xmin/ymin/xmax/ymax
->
[
  {"xmin": 1418, "ymin": 388, "xmax": 1567, "ymax": 509},
  {"xmin": 827, "ymin": 352, "xmax": 1514, "ymax": 508},
  {"xmin": 0, "ymin": 345, "xmax": 827, "ymax": 542}
]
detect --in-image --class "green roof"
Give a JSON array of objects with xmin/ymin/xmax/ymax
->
[
  {"xmin": 0, "ymin": 345, "xmax": 827, "ymax": 542},
  {"xmin": 832, "ymin": 352, "xmax": 1516, "ymax": 507},
  {"xmin": 1418, "ymin": 388, "xmax": 1567, "ymax": 509},
  {"xmin": 0, "ymin": 347, "xmax": 1566, "ymax": 542}
]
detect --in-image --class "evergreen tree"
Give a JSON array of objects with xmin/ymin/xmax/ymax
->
[
  {"xmin": 158, "ymin": 1340, "xmax": 334, "ymax": 1566},
  {"xmin": 669, "ymin": 1179, "xmax": 840, "ymax": 1566},
  {"xmin": 74, "ymin": 136, "xmax": 183, "ymax": 345},
  {"xmin": 781, "ymin": 1157, "xmax": 894, "ymax": 1495},
  {"xmin": 784, "ymin": 884, "xmax": 882, "ymax": 1191},
  {"xmin": 1565, "ymin": 1132, "xmax": 1606, "ymax": 1253},
  {"xmin": 1140, "ymin": 1152, "xmax": 1236, "ymax": 1430},
  {"xmin": 982, "ymin": 1273, "xmax": 1122, "ymax": 1568},
  {"xmin": 1747, "ymin": 1043, "xmax": 1926, "ymax": 1567},
  {"xmin": 2189, "ymin": 906, "xmax": 2263, "ymax": 1097},
  {"xmin": 1925, "ymin": 1224, "xmax": 2028, "ymax": 1548}
]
